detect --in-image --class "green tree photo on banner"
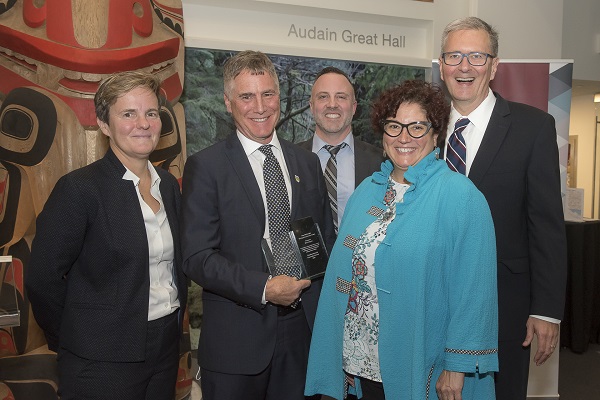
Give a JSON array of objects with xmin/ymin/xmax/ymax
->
[{"xmin": 181, "ymin": 48, "xmax": 425, "ymax": 156}]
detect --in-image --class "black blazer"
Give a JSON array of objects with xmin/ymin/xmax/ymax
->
[
  {"xmin": 181, "ymin": 133, "xmax": 335, "ymax": 375},
  {"xmin": 444, "ymin": 93, "xmax": 567, "ymax": 341},
  {"xmin": 26, "ymin": 148, "xmax": 187, "ymax": 362},
  {"xmin": 297, "ymin": 136, "xmax": 385, "ymax": 188}
]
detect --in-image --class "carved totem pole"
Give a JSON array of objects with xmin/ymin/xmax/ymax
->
[{"xmin": 0, "ymin": 1, "xmax": 191, "ymax": 398}]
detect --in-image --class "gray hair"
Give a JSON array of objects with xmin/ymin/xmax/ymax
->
[
  {"xmin": 223, "ymin": 50, "xmax": 279, "ymax": 97},
  {"xmin": 441, "ymin": 17, "xmax": 499, "ymax": 57}
]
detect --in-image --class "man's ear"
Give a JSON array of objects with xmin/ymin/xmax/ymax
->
[{"xmin": 224, "ymin": 93, "xmax": 232, "ymax": 113}]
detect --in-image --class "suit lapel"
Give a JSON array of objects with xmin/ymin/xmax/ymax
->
[
  {"xmin": 305, "ymin": 137, "xmax": 314, "ymax": 150},
  {"xmin": 159, "ymin": 175, "xmax": 178, "ymax": 248},
  {"xmin": 354, "ymin": 140, "xmax": 370, "ymax": 188},
  {"xmin": 158, "ymin": 174, "xmax": 186, "ymax": 300},
  {"xmin": 468, "ymin": 94, "xmax": 512, "ymax": 187},
  {"xmin": 280, "ymin": 139, "xmax": 300, "ymax": 221},
  {"xmin": 103, "ymin": 150, "xmax": 145, "ymax": 218},
  {"xmin": 102, "ymin": 149, "xmax": 150, "ymax": 264},
  {"xmin": 224, "ymin": 134, "xmax": 266, "ymax": 227}
]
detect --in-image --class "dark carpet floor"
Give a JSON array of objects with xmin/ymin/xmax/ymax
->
[
  {"xmin": 559, "ymin": 343, "xmax": 600, "ymax": 399},
  {"xmin": 191, "ymin": 344, "xmax": 600, "ymax": 399}
]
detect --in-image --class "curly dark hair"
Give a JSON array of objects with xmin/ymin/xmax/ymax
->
[{"xmin": 371, "ymin": 80, "xmax": 450, "ymax": 147}]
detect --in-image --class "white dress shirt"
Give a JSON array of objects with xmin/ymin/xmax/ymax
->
[
  {"xmin": 123, "ymin": 162, "xmax": 180, "ymax": 321},
  {"xmin": 443, "ymin": 88, "xmax": 496, "ymax": 176}
]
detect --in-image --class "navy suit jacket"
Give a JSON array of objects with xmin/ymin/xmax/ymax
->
[
  {"xmin": 297, "ymin": 135, "xmax": 385, "ymax": 188},
  {"xmin": 27, "ymin": 148, "xmax": 187, "ymax": 362},
  {"xmin": 181, "ymin": 133, "xmax": 335, "ymax": 375},
  {"xmin": 443, "ymin": 92, "xmax": 567, "ymax": 341}
]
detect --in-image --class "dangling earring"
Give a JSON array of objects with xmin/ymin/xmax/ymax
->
[{"xmin": 383, "ymin": 149, "xmax": 387, "ymax": 158}]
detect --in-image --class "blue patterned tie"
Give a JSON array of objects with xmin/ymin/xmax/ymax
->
[
  {"xmin": 446, "ymin": 118, "xmax": 470, "ymax": 175},
  {"xmin": 258, "ymin": 145, "xmax": 300, "ymax": 278}
]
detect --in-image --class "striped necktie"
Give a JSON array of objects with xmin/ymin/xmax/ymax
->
[
  {"xmin": 323, "ymin": 143, "xmax": 347, "ymax": 234},
  {"xmin": 446, "ymin": 118, "xmax": 470, "ymax": 175}
]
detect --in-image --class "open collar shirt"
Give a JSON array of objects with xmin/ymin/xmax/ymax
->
[
  {"xmin": 123, "ymin": 162, "xmax": 180, "ymax": 321},
  {"xmin": 312, "ymin": 132, "xmax": 355, "ymax": 226}
]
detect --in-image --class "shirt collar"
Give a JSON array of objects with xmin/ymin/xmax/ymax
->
[
  {"xmin": 450, "ymin": 88, "xmax": 497, "ymax": 129},
  {"xmin": 312, "ymin": 132, "xmax": 355, "ymax": 154},
  {"xmin": 122, "ymin": 160, "xmax": 160, "ymax": 187},
  {"xmin": 237, "ymin": 130, "xmax": 283, "ymax": 156}
]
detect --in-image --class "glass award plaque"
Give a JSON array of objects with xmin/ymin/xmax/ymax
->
[
  {"xmin": 0, "ymin": 256, "xmax": 20, "ymax": 328},
  {"xmin": 261, "ymin": 216, "xmax": 329, "ymax": 280}
]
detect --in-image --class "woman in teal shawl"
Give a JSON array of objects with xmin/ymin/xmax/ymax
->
[{"xmin": 305, "ymin": 80, "xmax": 498, "ymax": 400}]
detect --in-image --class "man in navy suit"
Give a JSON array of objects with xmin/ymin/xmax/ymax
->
[
  {"xmin": 298, "ymin": 67, "xmax": 384, "ymax": 231},
  {"xmin": 181, "ymin": 51, "xmax": 335, "ymax": 400},
  {"xmin": 439, "ymin": 17, "xmax": 567, "ymax": 400}
]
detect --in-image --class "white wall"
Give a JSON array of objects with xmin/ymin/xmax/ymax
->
[
  {"xmin": 562, "ymin": 0, "xmax": 600, "ymax": 81},
  {"xmin": 570, "ymin": 91, "xmax": 600, "ymax": 217},
  {"xmin": 183, "ymin": 0, "xmax": 568, "ymax": 61},
  {"xmin": 476, "ymin": 0, "xmax": 564, "ymax": 58},
  {"xmin": 562, "ymin": 0, "xmax": 600, "ymax": 218},
  {"xmin": 183, "ymin": 0, "xmax": 600, "ymax": 80}
]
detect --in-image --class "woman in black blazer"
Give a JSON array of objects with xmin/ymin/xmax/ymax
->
[{"xmin": 26, "ymin": 71, "xmax": 187, "ymax": 400}]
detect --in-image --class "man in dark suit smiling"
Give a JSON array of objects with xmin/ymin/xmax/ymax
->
[
  {"xmin": 181, "ymin": 50, "xmax": 334, "ymax": 400},
  {"xmin": 439, "ymin": 17, "xmax": 567, "ymax": 400},
  {"xmin": 298, "ymin": 67, "xmax": 384, "ymax": 233}
]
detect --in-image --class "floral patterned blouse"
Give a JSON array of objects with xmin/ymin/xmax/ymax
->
[{"xmin": 342, "ymin": 176, "xmax": 409, "ymax": 382}]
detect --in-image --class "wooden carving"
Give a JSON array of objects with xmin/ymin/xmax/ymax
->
[{"xmin": 0, "ymin": 1, "xmax": 190, "ymax": 398}]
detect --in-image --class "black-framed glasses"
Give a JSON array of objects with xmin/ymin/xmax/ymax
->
[
  {"xmin": 382, "ymin": 120, "xmax": 432, "ymax": 138},
  {"xmin": 441, "ymin": 51, "xmax": 495, "ymax": 66}
]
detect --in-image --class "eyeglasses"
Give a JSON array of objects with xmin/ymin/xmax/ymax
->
[
  {"xmin": 382, "ymin": 120, "xmax": 432, "ymax": 138},
  {"xmin": 441, "ymin": 51, "xmax": 495, "ymax": 66}
]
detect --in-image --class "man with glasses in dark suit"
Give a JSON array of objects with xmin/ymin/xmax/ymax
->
[{"xmin": 439, "ymin": 17, "xmax": 567, "ymax": 400}]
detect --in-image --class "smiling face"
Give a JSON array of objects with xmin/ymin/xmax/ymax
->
[
  {"xmin": 439, "ymin": 29, "xmax": 499, "ymax": 115},
  {"xmin": 383, "ymin": 102, "xmax": 438, "ymax": 182},
  {"xmin": 224, "ymin": 69, "xmax": 280, "ymax": 144},
  {"xmin": 310, "ymin": 72, "xmax": 357, "ymax": 143},
  {"xmin": 98, "ymin": 86, "xmax": 161, "ymax": 166}
]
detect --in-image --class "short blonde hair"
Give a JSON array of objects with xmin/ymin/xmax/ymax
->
[{"xmin": 95, "ymin": 71, "xmax": 162, "ymax": 124}]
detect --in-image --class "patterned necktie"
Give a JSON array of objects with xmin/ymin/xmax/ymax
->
[
  {"xmin": 446, "ymin": 118, "xmax": 470, "ymax": 175},
  {"xmin": 323, "ymin": 143, "xmax": 347, "ymax": 234},
  {"xmin": 258, "ymin": 145, "xmax": 299, "ymax": 278}
]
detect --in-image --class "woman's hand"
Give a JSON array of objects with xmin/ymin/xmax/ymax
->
[
  {"xmin": 345, "ymin": 374, "xmax": 355, "ymax": 387},
  {"xmin": 435, "ymin": 370, "xmax": 465, "ymax": 400}
]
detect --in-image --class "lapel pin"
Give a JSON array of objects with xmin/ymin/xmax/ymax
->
[{"xmin": 295, "ymin": 175, "xmax": 300, "ymax": 183}]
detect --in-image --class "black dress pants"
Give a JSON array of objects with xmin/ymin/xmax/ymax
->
[{"xmin": 58, "ymin": 311, "xmax": 179, "ymax": 400}]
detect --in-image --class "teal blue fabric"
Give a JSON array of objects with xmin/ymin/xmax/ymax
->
[{"xmin": 305, "ymin": 150, "xmax": 498, "ymax": 399}]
